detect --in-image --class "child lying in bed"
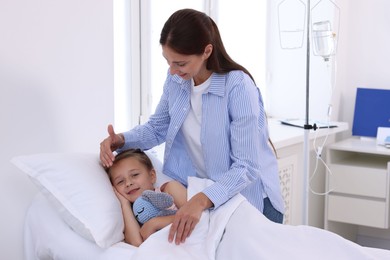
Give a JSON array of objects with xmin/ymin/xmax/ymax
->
[{"xmin": 107, "ymin": 149, "xmax": 187, "ymax": 247}]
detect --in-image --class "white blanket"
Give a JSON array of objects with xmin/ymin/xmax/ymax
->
[
  {"xmin": 131, "ymin": 177, "xmax": 245, "ymax": 260},
  {"xmin": 217, "ymin": 201, "xmax": 390, "ymax": 260},
  {"xmin": 133, "ymin": 177, "xmax": 390, "ymax": 260}
]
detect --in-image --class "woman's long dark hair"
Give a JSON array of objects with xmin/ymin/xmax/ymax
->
[
  {"xmin": 160, "ymin": 9, "xmax": 277, "ymax": 156},
  {"xmin": 159, "ymin": 8, "xmax": 255, "ymax": 82}
]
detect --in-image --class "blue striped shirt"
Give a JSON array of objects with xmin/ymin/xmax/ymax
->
[{"xmin": 120, "ymin": 70, "xmax": 285, "ymax": 214}]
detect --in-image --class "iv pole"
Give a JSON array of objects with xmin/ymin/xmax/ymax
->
[
  {"xmin": 302, "ymin": 0, "xmax": 315, "ymax": 226},
  {"xmin": 278, "ymin": 0, "xmax": 316, "ymax": 226},
  {"xmin": 303, "ymin": 0, "xmax": 317, "ymax": 225},
  {"xmin": 279, "ymin": 0, "xmax": 340, "ymax": 225}
]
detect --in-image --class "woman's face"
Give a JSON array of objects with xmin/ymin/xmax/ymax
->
[
  {"xmin": 110, "ymin": 157, "xmax": 156, "ymax": 203},
  {"xmin": 162, "ymin": 45, "xmax": 212, "ymax": 85}
]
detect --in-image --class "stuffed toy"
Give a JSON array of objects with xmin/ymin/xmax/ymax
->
[{"xmin": 132, "ymin": 190, "xmax": 177, "ymax": 224}]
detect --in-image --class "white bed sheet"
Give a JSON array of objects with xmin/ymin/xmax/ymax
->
[{"xmin": 25, "ymin": 186, "xmax": 390, "ymax": 260}]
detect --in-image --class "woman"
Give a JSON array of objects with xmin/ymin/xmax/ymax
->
[{"xmin": 100, "ymin": 8, "xmax": 284, "ymax": 245}]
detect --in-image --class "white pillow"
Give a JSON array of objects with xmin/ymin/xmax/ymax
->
[{"xmin": 11, "ymin": 150, "xmax": 168, "ymax": 248}]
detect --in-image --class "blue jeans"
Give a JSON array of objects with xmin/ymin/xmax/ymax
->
[{"xmin": 263, "ymin": 197, "xmax": 284, "ymax": 224}]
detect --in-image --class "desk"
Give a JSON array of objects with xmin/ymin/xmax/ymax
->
[{"xmin": 268, "ymin": 119, "xmax": 348, "ymax": 149}]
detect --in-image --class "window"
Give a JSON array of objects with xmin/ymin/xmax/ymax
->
[
  {"xmin": 215, "ymin": 0, "xmax": 267, "ymax": 101},
  {"xmin": 114, "ymin": 1, "xmax": 267, "ymax": 128},
  {"xmin": 141, "ymin": 0, "xmax": 205, "ymax": 123},
  {"xmin": 113, "ymin": 0, "xmax": 141, "ymax": 131}
]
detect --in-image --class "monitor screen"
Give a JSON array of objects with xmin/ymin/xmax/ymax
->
[{"xmin": 352, "ymin": 88, "xmax": 390, "ymax": 137}]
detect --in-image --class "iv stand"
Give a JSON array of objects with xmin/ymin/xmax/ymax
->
[
  {"xmin": 279, "ymin": 0, "xmax": 339, "ymax": 225},
  {"xmin": 302, "ymin": 0, "xmax": 318, "ymax": 226}
]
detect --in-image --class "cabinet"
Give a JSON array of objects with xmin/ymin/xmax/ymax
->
[{"xmin": 325, "ymin": 137, "xmax": 390, "ymax": 240}]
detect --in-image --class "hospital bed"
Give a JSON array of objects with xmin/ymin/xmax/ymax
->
[{"xmin": 12, "ymin": 152, "xmax": 390, "ymax": 260}]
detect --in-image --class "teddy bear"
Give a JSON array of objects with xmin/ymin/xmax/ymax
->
[{"xmin": 132, "ymin": 190, "xmax": 177, "ymax": 224}]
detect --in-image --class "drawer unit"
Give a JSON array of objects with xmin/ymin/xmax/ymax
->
[
  {"xmin": 327, "ymin": 195, "xmax": 388, "ymax": 228},
  {"xmin": 328, "ymin": 156, "xmax": 388, "ymax": 199},
  {"xmin": 325, "ymin": 138, "xmax": 390, "ymax": 231}
]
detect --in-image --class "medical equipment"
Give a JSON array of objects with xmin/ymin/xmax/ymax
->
[{"xmin": 278, "ymin": 0, "xmax": 340, "ymax": 225}]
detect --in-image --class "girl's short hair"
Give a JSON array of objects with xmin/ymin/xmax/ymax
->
[{"xmin": 107, "ymin": 149, "xmax": 154, "ymax": 177}]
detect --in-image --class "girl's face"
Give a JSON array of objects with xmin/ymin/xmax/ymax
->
[
  {"xmin": 110, "ymin": 157, "xmax": 156, "ymax": 203},
  {"xmin": 162, "ymin": 44, "xmax": 213, "ymax": 85}
]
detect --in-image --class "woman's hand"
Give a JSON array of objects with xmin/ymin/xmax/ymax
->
[
  {"xmin": 100, "ymin": 124, "xmax": 125, "ymax": 167},
  {"xmin": 168, "ymin": 192, "xmax": 213, "ymax": 245}
]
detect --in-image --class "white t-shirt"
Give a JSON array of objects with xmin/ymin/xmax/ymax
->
[{"xmin": 181, "ymin": 76, "xmax": 212, "ymax": 178}]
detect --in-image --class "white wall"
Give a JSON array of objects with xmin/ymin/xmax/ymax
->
[{"xmin": 0, "ymin": 0, "xmax": 114, "ymax": 259}]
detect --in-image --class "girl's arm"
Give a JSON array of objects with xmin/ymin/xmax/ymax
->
[
  {"xmin": 140, "ymin": 181, "xmax": 188, "ymax": 240},
  {"xmin": 140, "ymin": 215, "xmax": 175, "ymax": 240},
  {"xmin": 114, "ymin": 188, "xmax": 143, "ymax": 247},
  {"xmin": 161, "ymin": 180, "xmax": 187, "ymax": 208}
]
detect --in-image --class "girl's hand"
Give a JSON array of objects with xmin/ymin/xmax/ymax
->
[
  {"xmin": 100, "ymin": 124, "xmax": 125, "ymax": 167},
  {"xmin": 113, "ymin": 187, "xmax": 129, "ymax": 206},
  {"xmin": 168, "ymin": 192, "xmax": 212, "ymax": 245}
]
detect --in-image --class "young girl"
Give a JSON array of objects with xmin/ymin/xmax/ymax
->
[{"xmin": 107, "ymin": 149, "xmax": 187, "ymax": 247}]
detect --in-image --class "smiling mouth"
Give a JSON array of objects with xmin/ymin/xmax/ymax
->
[{"xmin": 127, "ymin": 188, "xmax": 139, "ymax": 195}]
